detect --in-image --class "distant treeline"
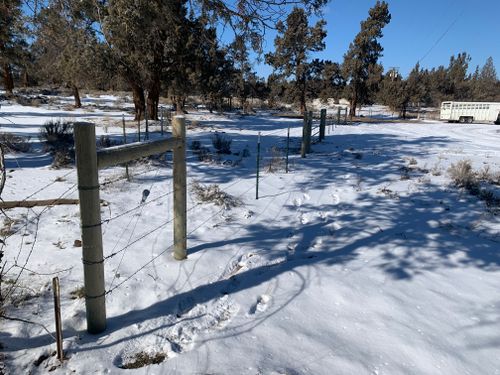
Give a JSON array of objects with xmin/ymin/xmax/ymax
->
[{"xmin": 1, "ymin": 1, "xmax": 498, "ymax": 118}]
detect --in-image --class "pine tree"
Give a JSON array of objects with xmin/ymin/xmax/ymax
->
[
  {"xmin": 446, "ymin": 52, "xmax": 471, "ymax": 100},
  {"xmin": 342, "ymin": 1, "xmax": 391, "ymax": 117},
  {"xmin": 473, "ymin": 57, "xmax": 498, "ymax": 101},
  {"xmin": 265, "ymin": 7, "xmax": 326, "ymax": 114},
  {"xmin": 378, "ymin": 70, "xmax": 410, "ymax": 118}
]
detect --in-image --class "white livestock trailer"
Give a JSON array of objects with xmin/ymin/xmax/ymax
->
[{"xmin": 440, "ymin": 101, "xmax": 500, "ymax": 124}]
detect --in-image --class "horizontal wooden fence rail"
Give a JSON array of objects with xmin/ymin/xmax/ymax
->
[{"xmin": 97, "ymin": 138, "xmax": 180, "ymax": 169}]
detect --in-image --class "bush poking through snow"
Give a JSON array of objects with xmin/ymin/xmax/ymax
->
[
  {"xmin": 190, "ymin": 140, "xmax": 201, "ymax": 151},
  {"xmin": 448, "ymin": 160, "xmax": 478, "ymax": 191},
  {"xmin": 99, "ymin": 135, "xmax": 122, "ymax": 149},
  {"xmin": 191, "ymin": 182, "xmax": 242, "ymax": 209},
  {"xmin": 0, "ymin": 133, "xmax": 32, "ymax": 153},
  {"xmin": 448, "ymin": 160, "xmax": 500, "ymax": 213},
  {"xmin": 69, "ymin": 286, "xmax": 85, "ymax": 299},
  {"xmin": 211, "ymin": 133, "xmax": 232, "ymax": 154},
  {"xmin": 120, "ymin": 351, "xmax": 167, "ymax": 369},
  {"xmin": 39, "ymin": 120, "xmax": 74, "ymax": 150},
  {"xmin": 266, "ymin": 147, "xmax": 285, "ymax": 173},
  {"xmin": 39, "ymin": 120, "xmax": 74, "ymax": 168}
]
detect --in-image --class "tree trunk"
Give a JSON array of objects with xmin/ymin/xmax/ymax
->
[
  {"xmin": 174, "ymin": 96, "xmax": 185, "ymax": 115},
  {"xmin": 146, "ymin": 81, "xmax": 160, "ymax": 120},
  {"xmin": 3, "ymin": 63, "xmax": 14, "ymax": 96},
  {"xmin": 131, "ymin": 83, "xmax": 145, "ymax": 121},
  {"xmin": 72, "ymin": 84, "xmax": 82, "ymax": 108},
  {"xmin": 22, "ymin": 69, "xmax": 29, "ymax": 87},
  {"xmin": 350, "ymin": 95, "xmax": 357, "ymax": 117}
]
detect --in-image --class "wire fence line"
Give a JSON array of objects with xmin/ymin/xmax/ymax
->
[{"xmin": 2, "ymin": 115, "xmax": 331, "ymax": 304}]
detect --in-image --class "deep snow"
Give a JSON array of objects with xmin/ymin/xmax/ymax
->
[{"xmin": 0, "ymin": 95, "xmax": 499, "ymax": 374}]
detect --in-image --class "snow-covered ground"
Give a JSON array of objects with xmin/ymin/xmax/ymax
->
[{"xmin": 1, "ymin": 96, "xmax": 499, "ymax": 374}]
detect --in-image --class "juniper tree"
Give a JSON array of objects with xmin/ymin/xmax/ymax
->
[
  {"xmin": 265, "ymin": 7, "xmax": 326, "ymax": 114},
  {"xmin": 378, "ymin": 70, "xmax": 410, "ymax": 118},
  {"xmin": 319, "ymin": 60, "xmax": 345, "ymax": 102},
  {"xmin": 0, "ymin": 0, "xmax": 26, "ymax": 96},
  {"xmin": 473, "ymin": 57, "xmax": 498, "ymax": 101},
  {"xmin": 446, "ymin": 52, "xmax": 471, "ymax": 100},
  {"xmin": 228, "ymin": 35, "xmax": 253, "ymax": 112},
  {"xmin": 33, "ymin": 1, "xmax": 99, "ymax": 107},
  {"xmin": 342, "ymin": 1, "xmax": 391, "ymax": 116}
]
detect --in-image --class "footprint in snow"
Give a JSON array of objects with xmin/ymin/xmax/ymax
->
[
  {"xmin": 293, "ymin": 197, "xmax": 302, "ymax": 207},
  {"xmin": 249, "ymin": 294, "xmax": 271, "ymax": 314},
  {"xmin": 331, "ymin": 193, "xmax": 340, "ymax": 205}
]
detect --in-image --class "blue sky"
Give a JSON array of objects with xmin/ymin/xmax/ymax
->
[{"xmin": 232, "ymin": 0, "xmax": 500, "ymax": 79}]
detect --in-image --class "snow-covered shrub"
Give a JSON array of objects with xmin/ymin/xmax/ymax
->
[
  {"xmin": 191, "ymin": 182, "xmax": 242, "ymax": 209},
  {"xmin": 266, "ymin": 147, "xmax": 285, "ymax": 173},
  {"xmin": 39, "ymin": 120, "xmax": 74, "ymax": 168},
  {"xmin": 212, "ymin": 133, "xmax": 232, "ymax": 154},
  {"xmin": 39, "ymin": 120, "xmax": 74, "ymax": 151},
  {"xmin": 99, "ymin": 135, "xmax": 122, "ymax": 149},
  {"xmin": 448, "ymin": 160, "xmax": 478, "ymax": 191},
  {"xmin": 0, "ymin": 133, "xmax": 31, "ymax": 153},
  {"xmin": 190, "ymin": 140, "xmax": 201, "ymax": 151}
]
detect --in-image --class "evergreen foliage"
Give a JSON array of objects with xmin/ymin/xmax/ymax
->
[
  {"xmin": 265, "ymin": 7, "xmax": 326, "ymax": 113},
  {"xmin": 342, "ymin": 1, "xmax": 391, "ymax": 116}
]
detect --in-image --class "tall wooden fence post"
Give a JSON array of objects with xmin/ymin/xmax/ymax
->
[
  {"xmin": 172, "ymin": 116, "xmax": 187, "ymax": 260},
  {"xmin": 319, "ymin": 109, "xmax": 326, "ymax": 142},
  {"xmin": 74, "ymin": 123, "xmax": 106, "ymax": 334},
  {"xmin": 301, "ymin": 112, "xmax": 308, "ymax": 158},
  {"xmin": 306, "ymin": 111, "xmax": 313, "ymax": 153}
]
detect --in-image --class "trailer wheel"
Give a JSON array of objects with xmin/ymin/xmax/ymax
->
[
  {"xmin": 467, "ymin": 117, "xmax": 473, "ymax": 124},
  {"xmin": 459, "ymin": 116, "xmax": 466, "ymax": 123}
]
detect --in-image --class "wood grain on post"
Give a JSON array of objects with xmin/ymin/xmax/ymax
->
[
  {"xmin": 172, "ymin": 116, "xmax": 187, "ymax": 260},
  {"xmin": 52, "ymin": 277, "xmax": 64, "ymax": 361},
  {"xmin": 74, "ymin": 123, "xmax": 106, "ymax": 334}
]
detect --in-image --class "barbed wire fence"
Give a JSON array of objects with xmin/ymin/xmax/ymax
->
[{"xmin": 0, "ymin": 108, "xmax": 337, "ymax": 339}]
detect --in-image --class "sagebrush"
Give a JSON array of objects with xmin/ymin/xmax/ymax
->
[{"xmin": 191, "ymin": 182, "xmax": 242, "ymax": 209}]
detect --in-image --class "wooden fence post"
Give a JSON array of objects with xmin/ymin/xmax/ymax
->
[
  {"xmin": 74, "ymin": 123, "xmax": 106, "ymax": 334},
  {"xmin": 306, "ymin": 111, "xmax": 313, "ymax": 153},
  {"xmin": 319, "ymin": 109, "xmax": 326, "ymax": 142},
  {"xmin": 172, "ymin": 116, "xmax": 187, "ymax": 260},
  {"xmin": 301, "ymin": 112, "xmax": 308, "ymax": 158}
]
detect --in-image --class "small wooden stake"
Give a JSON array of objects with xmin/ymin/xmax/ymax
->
[{"xmin": 52, "ymin": 277, "xmax": 64, "ymax": 362}]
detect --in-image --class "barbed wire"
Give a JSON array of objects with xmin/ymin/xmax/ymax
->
[{"xmin": 1, "ymin": 182, "xmax": 78, "ymax": 244}]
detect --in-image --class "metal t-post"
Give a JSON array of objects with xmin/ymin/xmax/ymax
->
[
  {"xmin": 172, "ymin": 116, "xmax": 187, "ymax": 260},
  {"xmin": 74, "ymin": 123, "xmax": 106, "ymax": 334}
]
